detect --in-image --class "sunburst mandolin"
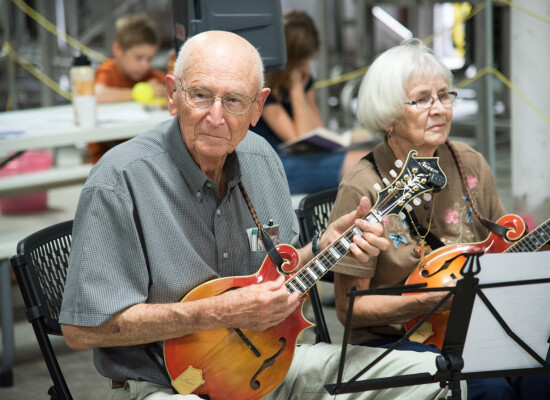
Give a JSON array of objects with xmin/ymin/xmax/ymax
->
[
  {"xmin": 163, "ymin": 150, "xmax": 447, "ymax": 400},
  {"xmin": 404, "ymin": 214, "xmax": 550, "ymax": 349}
]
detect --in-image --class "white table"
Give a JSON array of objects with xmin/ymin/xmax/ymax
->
[
  {"xmin": 0, "ymin": 102, "xmax": 172, "ymax": 198},
  {"xmin": 0, "ymin": 101, "xmax": 172, "ymax": 155}
]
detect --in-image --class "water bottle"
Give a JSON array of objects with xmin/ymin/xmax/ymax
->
[{"xmin": 70, "ymin": 54, "xmax": 96, "ymax": 127}]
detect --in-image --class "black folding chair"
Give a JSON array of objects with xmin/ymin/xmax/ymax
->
[
  {"xmin": 10, "ymin": 220, "xmax": 74, "ymax": 400},
  {"xmin": 296, "ymin": 187, "xmax": 339, "ymax": 344}
]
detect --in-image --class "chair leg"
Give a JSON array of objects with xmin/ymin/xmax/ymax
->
[
  {"xmin": 0, "ymin": 259, "xmax": 15, "ymax": 387},
  {"xmin": 309, "ymin": 284, "xmax": 331, "ymax": 344},
  {"xmin": 0, "ymin": 370, "xmax": 13, "ymax": 387}
]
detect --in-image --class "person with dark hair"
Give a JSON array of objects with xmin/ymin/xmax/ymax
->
[{"xmin": 252, "ymin": 10, "xmax": 368, "ymax": 194}]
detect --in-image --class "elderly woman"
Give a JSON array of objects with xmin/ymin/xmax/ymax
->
[{"xmin": 327, "ymin": 39, "xmax": 550, "ymax": 399}]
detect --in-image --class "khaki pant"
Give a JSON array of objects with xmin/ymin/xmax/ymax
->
[
  {"xmin": 107, "ymin": 380, "xmax": 200, "ymax": 400},
  {"xmin": 107, "ymin": 343, "xmax": 466, "ymax": 400}
]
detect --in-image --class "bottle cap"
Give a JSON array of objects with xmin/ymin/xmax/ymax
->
[{"xmin": 73, "ymin": 54, "xmax": 91, "ymax": 66}]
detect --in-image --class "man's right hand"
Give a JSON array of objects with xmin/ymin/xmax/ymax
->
[{"xmin": 218, "ymin": 274, "xmax": 301, "ymax": 331}]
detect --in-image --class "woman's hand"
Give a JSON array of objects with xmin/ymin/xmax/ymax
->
[{"xmin": 289, "ymin": 64, "xmax": 310, "ymax": 91}]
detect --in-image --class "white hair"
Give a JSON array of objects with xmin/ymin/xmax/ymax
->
[
  {"xmin": 173, "ymin": 31, "xmax": 265, "ymax": 90},
  {"xmin": 356, "ymin": 38, "xmax": 453, "ymax": 134}
]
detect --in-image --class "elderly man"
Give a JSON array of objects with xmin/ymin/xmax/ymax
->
[{"xmin": 59, "ymin": 31, "xmax": 461, "ymax": 400}]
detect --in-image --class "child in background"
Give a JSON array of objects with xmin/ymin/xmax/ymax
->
[
  {"xmin": 88, "ymin": 13, "xmax": 166, "ymax": 164},
  {"xmin": 252, "ymin": 11, "xmax": 368, "ymax": 194}
]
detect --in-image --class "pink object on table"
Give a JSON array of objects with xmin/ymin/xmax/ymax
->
[{"xmin": 0, "ymin": 150, "xmax": 53, "ymax": 214}]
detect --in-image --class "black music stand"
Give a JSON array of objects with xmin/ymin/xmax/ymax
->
[{"xmin": 325, "ymin": 252, "xmax": 550, "ymax": 400}]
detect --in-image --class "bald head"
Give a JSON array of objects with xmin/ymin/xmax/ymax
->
[{"xmin": 173, "ymin": 31, "xmax": 264, "ymax": 90}]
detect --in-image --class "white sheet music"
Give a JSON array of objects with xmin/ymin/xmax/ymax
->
[{"xmin": 462, "ymin": 251, "xmax": 550, "ymax": 372}]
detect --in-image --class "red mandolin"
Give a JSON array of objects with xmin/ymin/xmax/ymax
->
[
  {"xmin": 163, "ymin": 150, "xmax": 447, "ymax": 400},
  {"xmin": 404, "ymin": 214, "xmax": 550, "ymax": 349}
]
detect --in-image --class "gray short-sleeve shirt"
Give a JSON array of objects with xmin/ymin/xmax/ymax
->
[{"xmin": 59, "ymin": 117, "xmax": 300, "ymax": 385}]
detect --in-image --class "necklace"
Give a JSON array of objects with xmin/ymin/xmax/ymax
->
[{"xmin": 408, "ymin": 194, "xmax": 436, "ymax": 270}]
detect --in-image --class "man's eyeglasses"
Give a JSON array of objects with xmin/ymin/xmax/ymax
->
[
  {"xmin": 404, "ymin": 91, "xmax": 458, "ymax": 109},
  {"xmin": 178, "ymin": 81, "xmax": 257, "ymax": 115}
]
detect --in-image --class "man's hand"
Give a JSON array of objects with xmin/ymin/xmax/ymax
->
[
  {"xmin": 218, "ymin": 275, "xmax": 301, "ymax": 331},
  {"xmin": 322, "ymin": 196, "xmax": 389, "ymax": 263}
]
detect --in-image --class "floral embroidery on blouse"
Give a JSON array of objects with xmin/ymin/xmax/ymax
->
[
  {"xmin": 466, "ymin": 206, "xmax": 473, "ymax": 222},
  {"xmin": 389, "ymin": 233, "xmax": 408, "ymax": 247},
  {"xmin": 385, "ymin": 215, "xmax": 410, "ymax": 247},
  {"xmin": 443, "ymin": 174, "xmax": 480, "ymax": 243},
  {"xmin": 445, "ymin": 209, "xmax": 459, "ymax": 224}
]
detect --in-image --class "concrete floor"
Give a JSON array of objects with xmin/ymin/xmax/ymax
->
[{"xmin": 0, "ymin": 139, "xmax": 513, "ymax": 400}]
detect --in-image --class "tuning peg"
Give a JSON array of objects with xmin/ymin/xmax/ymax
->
[
  {"xmin": 423, "ymin": 193, "xmax": 432, "ymax": 201},
  {"xmin": 413, "ymin": 197, "xmax": 421, "ymax": 206},
  {"xmin": 405, "ymin": 203, "xmax": 413, "ymax": 212},
  {"xmin": 373, "ymin": 183, "xmax": 382, "ymax": 191},
  {"xmin": 399, "ymin": 212, "xmax": 406, "ymax": 220},
  {"xmin": 382, "ymin": 177, "xmax": 390, "ymax": 186},
  {"xmin": 395, "ymin": 159, "xmax": 403, "ymax": 169},
  {"xmin": 389, "ymin": 169, "xmax": 397, "ymax": 178}
]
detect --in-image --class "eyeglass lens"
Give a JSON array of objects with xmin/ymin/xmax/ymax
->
[
  {"xmin": 414, "ymin": 92, "xmax": 457, "ymax": 108},
  {"xmin": 185, "ymin": 87, "xmax": 253, "ymax": 114}
]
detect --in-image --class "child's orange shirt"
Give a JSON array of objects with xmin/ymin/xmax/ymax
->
[
  {"xmin": 88, "ymin": 58, "xmax": 166, "ymax": 164},
  {"xmin": 95, "ymin": 58, "xmax": 165, "ymax": 88}
]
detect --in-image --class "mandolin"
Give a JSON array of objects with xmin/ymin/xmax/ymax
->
[
  {"xmin": 163, "ymin": 150, "xmax": 447, "ymax": 400},
  {"xmin": 404, "ymin": 214, "xmax": 550, "ymax": 349}
]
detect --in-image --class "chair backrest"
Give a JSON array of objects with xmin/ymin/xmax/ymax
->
[
  {"xmin": 295, "ymin": 187, "xmax": 339, "ymax": 344},
  {"xmin": 10, "ymin": 220, "xmax": 74, "ymax": 400},
  {"xmin": 296, "ymin": 187, "xmax": 339, "ymax": 247}
]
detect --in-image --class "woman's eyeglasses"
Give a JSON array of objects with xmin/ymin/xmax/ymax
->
[{"xmin": 404, "ymin": 91, "xmax": 458, "ymax": 109}]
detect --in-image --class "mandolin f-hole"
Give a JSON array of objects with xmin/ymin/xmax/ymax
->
[{"xmin": 249, "ymin": 337, "xmax": 286, "ymax": 390}]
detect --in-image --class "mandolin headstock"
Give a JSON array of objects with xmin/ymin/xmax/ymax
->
[{"xmin": 370, "ymin": 150, "xmax": 447, "ymax": 221}]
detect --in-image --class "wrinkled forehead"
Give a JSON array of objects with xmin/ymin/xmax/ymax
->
[
  {"xmin": 406, "ymin": 73, "xmax": 450, "ymax": 95},
  {"xmin": 183, "ymin": 45, "xmax": 259, "ymax": 95}
]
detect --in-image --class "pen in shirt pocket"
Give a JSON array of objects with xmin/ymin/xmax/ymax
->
[{"xmin": 246, "ymin": 227, "xmax": 258, "ymax": 251}]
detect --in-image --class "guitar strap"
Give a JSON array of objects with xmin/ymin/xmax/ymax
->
[
  {"xmin": 238, "ymin": 182, "xmax": 285, "ymax": 268},
  {"xmin": 363, "ymin": 152, "xmax": 444, "ymax": 250},
  {"xmin": 444, "ymin": 141, "xmax": 508, "ymax": 237}
]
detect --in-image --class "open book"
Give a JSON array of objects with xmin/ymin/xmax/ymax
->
[{"xmin": 278, "ymin": 127, "xmax": 376, "ymax": 153}]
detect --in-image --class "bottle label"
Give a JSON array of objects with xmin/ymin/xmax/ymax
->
[{"xmin": 74, "ymin": 80, "xmax": 94, "ymax": 96}]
